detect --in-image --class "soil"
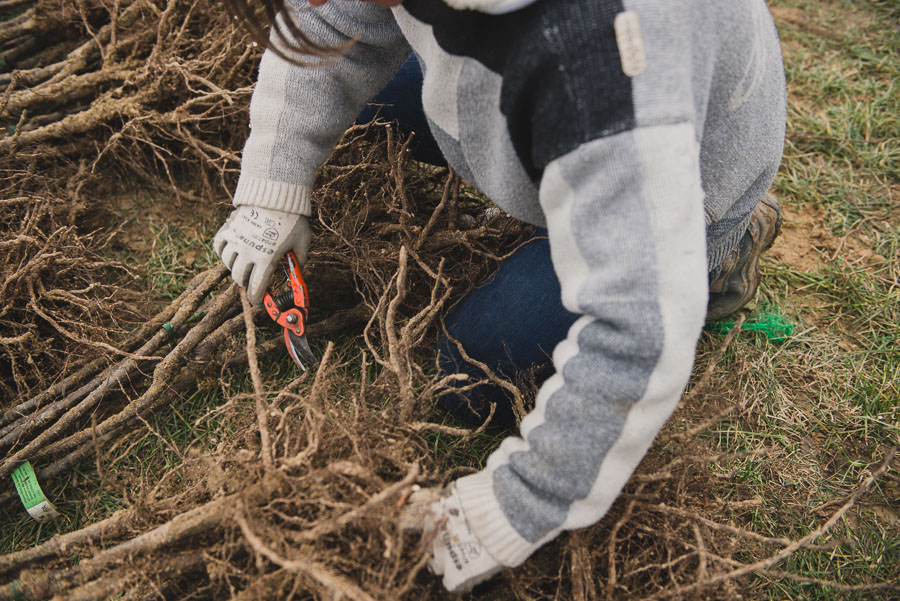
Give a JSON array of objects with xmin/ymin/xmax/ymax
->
[
  {"xmin": 764, "ymin": 203, "xmax": 891, "ymax": 274},
  {"xmin": 101, "ymin": 188, "xmax": 230, "ymax": 262}
]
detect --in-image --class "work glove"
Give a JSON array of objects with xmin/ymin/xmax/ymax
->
[
  {"xmin": 213, "ymin": 205, "xmax": 311, "ymax": 305},
  {"xmin": 400, "ymin": 483, "xmax": 503, "ymax": 593}
]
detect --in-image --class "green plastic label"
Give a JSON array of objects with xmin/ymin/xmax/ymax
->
[{"xmin": 11, "ymin": 461, "xmax": 59, "ymax": 521}]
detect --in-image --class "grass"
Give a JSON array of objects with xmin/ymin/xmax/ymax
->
[
  {"xmin": 711, "ymin": 277, "xmax": 899, "ymax": 599},
  {"xmin": 647, "ymin": 1, "xmax": 899, "ymax": 596},
  {"xmin": 146, "ymin": 222, "xmax": 219, "ymax": 299},
  {"xmin": 0, "ymin": 383, "xmax": 230, "ymax": 555},
  {"xmin": 1, "ymin": 0, "xmax": 897, "ymax": 598},
  {"xmin": 773, "ymin": 0, "xmax": 899, "ymax": 231}
]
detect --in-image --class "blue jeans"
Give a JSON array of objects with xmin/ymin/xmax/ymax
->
[
  {"xmin": 357, "ymin": 55, "xmax": 446, "ymax": 166},
  {"xmin": 360, "ymin": 56, "xmax": 578, "ymax": 427},
  {"xmin": 435, "ymin": 230, "xmax": 578, "ymax": 427}
]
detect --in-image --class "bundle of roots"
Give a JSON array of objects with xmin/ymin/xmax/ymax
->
[
  {"xmin": 1, "ymin": 0, "xmax": 254, "ymax": 193},
  {"xmin": 0, "ymin": 0, "xmax": 261, "ymax": 398}
]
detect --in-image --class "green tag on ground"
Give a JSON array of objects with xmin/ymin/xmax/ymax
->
[
  {"xmin": 706, "ymin": 308, "xmax": 795, "ymax": 343},
  {"xmin": 11, "ymin": 461, "xmax": 60, "ymax": 522}
]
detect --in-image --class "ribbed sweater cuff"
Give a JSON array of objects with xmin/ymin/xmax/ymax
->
[
  {"xmin": 707, "ymin": 212, "xmax": 753, "ymax": 278},
  {"xmin": 233, "ymin": 175, "xmax": 313, "ymax": 216},
  {"xmin": 454, "ymin": 471, "xmax": 542, "ymax": 567}
]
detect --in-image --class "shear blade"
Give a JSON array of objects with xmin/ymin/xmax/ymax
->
[{"xmin": 284, "ymin": 329, "xmax": 317, "ymax": 372}]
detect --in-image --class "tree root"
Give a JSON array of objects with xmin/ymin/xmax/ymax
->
[
  {"xmin": 0, "ymin": 269, "xmax": 228, "ymax": 478},
  {"xmin": 0, "ymin": 265, "xmax": 225, "ymax": 432}
]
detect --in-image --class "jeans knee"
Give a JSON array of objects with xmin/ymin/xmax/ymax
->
[{"xmin": 434, "ymin": 335, "xmax": 516, "ymax": 428}]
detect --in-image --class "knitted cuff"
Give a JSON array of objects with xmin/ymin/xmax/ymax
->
[
  {"xmin": 454, "ymin": 470, "xmax": 545, "ymax": 568},
  {"xmin": 233, "ymin": 175, "xmax": 313, "ymax": 216}
]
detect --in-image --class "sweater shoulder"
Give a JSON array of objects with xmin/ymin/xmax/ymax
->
[{"xmin": 404, "ymin": 0, "xmax": 639, "ymax": 176}]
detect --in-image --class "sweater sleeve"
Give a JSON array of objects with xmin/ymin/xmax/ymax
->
[
  {"xmin": 233, "ymin": 1, "xmax": 411, "ymax": 215},
  {"xmin": 453, "ymin": 121, "xmax": 709, "ymax": 566}
]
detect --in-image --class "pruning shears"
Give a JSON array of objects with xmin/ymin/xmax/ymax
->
[{"xmin": 263, "ymin": 251, "xmax": 317, "ymax": 371}]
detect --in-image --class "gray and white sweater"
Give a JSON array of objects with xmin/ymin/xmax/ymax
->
[{"xmin": 234, "ymin": 0, "xmax": 786, "ymax": 566}]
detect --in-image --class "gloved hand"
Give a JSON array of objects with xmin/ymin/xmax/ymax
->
[
  {"xmin": 213, "ymin": 205, "xmax": 311, "ymax": 305},
  {"xmin": 400, "ymin": 483, "xmax": 503, "ymax": 593}
]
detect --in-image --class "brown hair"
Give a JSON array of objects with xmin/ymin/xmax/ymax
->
[{"xmin": 224, "ymin": 0, "xmax": 341, "ymax": 63}]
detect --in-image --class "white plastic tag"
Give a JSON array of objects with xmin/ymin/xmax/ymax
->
[{"xmin": 614, "ymin": 11, "xmax": 647, "ymax": 77}]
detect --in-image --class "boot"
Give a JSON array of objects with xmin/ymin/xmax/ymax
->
[{"xmin": 706, "ymin": 193, "xmax": 783, "ymax": 322}]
